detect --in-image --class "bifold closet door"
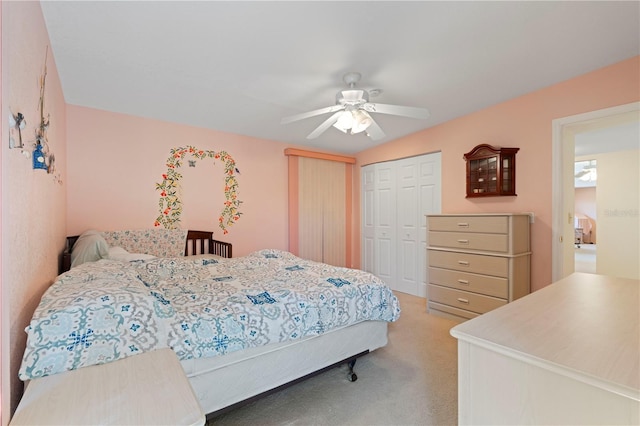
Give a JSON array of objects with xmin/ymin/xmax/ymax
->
[
  {"xmin": 372, "ymin": 161, "xmax": 397, "ymax": 287},
  {"xmin": 298, "ymin": 157, "xmax": 346, "ymax": 267},
  {"xmin": 396, "ymin": 157, "xmax": 421, "ymax": 295},
  {"xmin": 361, "ymin": 152, "xmax": 441, "ymax": 296}
]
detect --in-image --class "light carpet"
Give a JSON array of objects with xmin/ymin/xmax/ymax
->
[
  {"xmin": 575, "ymin": 244, "xmax": 596, "ymax": 274},
  {"xmin": 208, "ymin": 291, "xmax": 459, "ymax": 426}
]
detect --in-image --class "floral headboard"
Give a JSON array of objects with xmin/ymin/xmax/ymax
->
[{"xmin": 101, "ymin": 229, "xmax": 188, "ymax": 258}]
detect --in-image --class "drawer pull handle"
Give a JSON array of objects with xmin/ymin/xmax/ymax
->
[
  {"xmin": 457, "ymin": 298, "xmax": 469, "ymax": 304},
  {"xmin": 457, "ymin": 239, "xmax": 469, "ymax": 244},
  {"xmin": 457, "ymin": 279, "xmax": 469, "ymax": 285},
  {"xmin": 457, "ymin": 222, "xmax": 469, "ymax": 228},
  {"xmin": 457, "ymin": 260, "xmax": 469, "ymax": 266}
]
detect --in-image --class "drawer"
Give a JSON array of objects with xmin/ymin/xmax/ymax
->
[
  {"xmin": 428, "ymin": 301, "xmax": 479, "ymax": 321},
  {"xmin": 428, "ymin": 249, "xmax": 508, "ymax": 278},
  {"xmin": 428, "ymin": 231, "xmax": 508, "ymax": 253},
  {"xmin": 427, "ymin": 215, "xmax": 508, "ymax": 234},
  {"xmin": 428, "ymin": 267, "xmax": 508, "ymax": 299},
  {"xmin": 428, "ymin": 284, "xmax": 507, "ymax": 315}
]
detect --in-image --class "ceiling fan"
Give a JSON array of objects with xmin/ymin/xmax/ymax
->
[
  {"xmin": 574, "ymin": 167, "xmax": 593, "ymax": 178},
  {"xmin": 281, "ymin": 72, "xmax": 430, "ymax": 141},
  {"xmin": 574, "ymin": 161, "xmax": 597, "ymax": 181}
]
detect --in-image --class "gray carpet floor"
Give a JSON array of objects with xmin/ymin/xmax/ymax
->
[{"xmin": 208, "ymin": 292, "xmax": 459, "ymax": 425}]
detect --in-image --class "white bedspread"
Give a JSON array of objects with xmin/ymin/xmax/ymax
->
[{"xmin": 19, "ymin": 249, "xmax": 400, "ymax": 380}]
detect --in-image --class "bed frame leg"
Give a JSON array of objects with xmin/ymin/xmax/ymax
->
[{"xmin": 347, "ymin": 359, "xmax": 358, "ymax": 382}]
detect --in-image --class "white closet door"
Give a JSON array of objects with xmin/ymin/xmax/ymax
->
[
  {"xmin": 361, "ymin": 166, "xmax": 376, "ymax": 274},
  {"xmin": 417, "ymin": 152, "xmax": 442, "ymax": 297},
  {"xmin": 395, "ymin": 157, "xmax": 421, "ymax": 295},
  {"xmin": 361, "ymin": 152, "xmax": 441, "ymax": 296},
  {"xmin": 374, "ymin": 162, "xmax": 396, "ymax": 286}
]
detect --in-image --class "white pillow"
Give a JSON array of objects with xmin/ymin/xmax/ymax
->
[
  {"xmin": 71, "ymin": 230, "xmax": 109, "ymax": 268},
  {"xmin": 108, "ymin": 246, "xmax": 156, "ymax": 262}
]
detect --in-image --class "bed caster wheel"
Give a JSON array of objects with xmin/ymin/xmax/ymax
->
[{"xmin": 347, "ymin": 359, "xmax": 358, "ymax": 382}]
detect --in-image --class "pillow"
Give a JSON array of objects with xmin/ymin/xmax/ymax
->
[
  {"xmin": 108, "ymin": 246, "xmax": 156, "ymax": 262},
  {"xmin": 70, "ymin": 230, "xmax": 109, "ymax": 268}
]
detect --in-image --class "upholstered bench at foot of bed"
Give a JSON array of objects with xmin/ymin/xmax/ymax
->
[{"xmin": 11, "ymin": 349, "xmax": 205, "ymax": 426}]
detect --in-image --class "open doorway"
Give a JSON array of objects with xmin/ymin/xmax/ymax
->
[
  {"xmin": 573, "ymin": 159, "xmax": 596, "ymax": 273},
  {"xmin": 552, "ymin": 102, "xmax": 640, "ymax": 281}
]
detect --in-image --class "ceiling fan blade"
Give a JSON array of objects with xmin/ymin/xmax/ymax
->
[
  {"xmin": 363, "ymin": 103, "xmax": 430, "ymax": 120},
  {"xmin": 307, "ymin": 111, "xmax": 343, "ymax": 139},
  {"xmin": 575, "ymin": 170, "xmax": 589, "ymax": 178},
  {"xmin": 366, "ymin": 118, "xmax": 386, "ymax": 141},
  {"xmin": 281, "ymin": 105, "xmax": 344, "ymax": 125}
]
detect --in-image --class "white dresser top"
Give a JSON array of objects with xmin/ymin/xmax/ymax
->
[
  {"xmin": 451, "ymin": 273, "xmax": 639, "ymax": 400},
  {"xmin": 11, "ymin": 348, "xmax": 205, "ymax": 425}
]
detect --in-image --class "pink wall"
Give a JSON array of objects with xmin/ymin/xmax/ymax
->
[
  {"xmin": 1, "ymin": 2, "xmax": 67, "ymax": 420},
  {"xmin": 354, "ymin": 56, "xmax": 640, "ymax": 292},
  {"xmin": 67, "ymin": 106, "xmax": 319, "ymax": 258}
]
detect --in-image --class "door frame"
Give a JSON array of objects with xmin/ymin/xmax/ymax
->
[{"xmin": 551, "ymin": 101, "xmax": 640, "ymax": 281}]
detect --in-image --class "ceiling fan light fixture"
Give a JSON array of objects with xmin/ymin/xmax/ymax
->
[
  {"xmin": 333, "ymin": 110, "xmax": 354, "ymax": 133},
  {"xmin": 351, "ymin": 110, "xmax": 373, "ymax": 134},
  {"xmin": 579, "ymin": 170, "xmax": 597, "ymax": 181},
  {"xmin": 574, "ymin": 159, "xmax": 597, "ymax": 183},
  {"xmin": 281, "ymin": 71, "xmax": 429, "ymax": 141}
]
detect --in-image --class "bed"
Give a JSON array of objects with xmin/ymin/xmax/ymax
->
[{"xmin": 21, "ymin": 229, "xmax": 400, "ymax": 417}]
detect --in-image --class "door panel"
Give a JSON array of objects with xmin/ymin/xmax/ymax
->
[
  {"xmin": 362, "ymin": 235, "xmax": 375, "ymax": 275},
  {"xmin": 396, "ymin": 239, "xmax": 418, "ymax": 294},
  {"xmin": 376, "ymin": 234, "xmax": 394, "ymax": 284},
  {"xmin": 361, "ymin": 167, "xmax": 376, "ymax": 274},
  {"xmin": 374, "ymin": 162, "xmax": 396, "ymax": 285},
  {"xmin": 396, "ymin": 157, "xmax": 420, "ymax": 294},
  {"xmin": 418, "ymin": 152, "xmax": 442, "ymax": 297}
]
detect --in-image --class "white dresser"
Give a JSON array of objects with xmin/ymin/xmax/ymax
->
[
  {"xmin": 426, "ymin": 213, "xmax": 531, "ymax": 321},
  {"xmin": 11, "ymin": 349, "xmax": 205, "ymax": 426},
  {"xmin": 450, "ymin": 273, "xmax": 639, "ymax": 425}
]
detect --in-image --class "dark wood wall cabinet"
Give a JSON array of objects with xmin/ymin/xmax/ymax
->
[{"xmin": 464, "ymin": 144, "xmax": 519, "ymax": 198}]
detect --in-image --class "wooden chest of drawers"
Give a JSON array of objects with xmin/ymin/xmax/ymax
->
[{"xmin": 426, "ymin": 213, "xmax": 531, "ymax": 321}]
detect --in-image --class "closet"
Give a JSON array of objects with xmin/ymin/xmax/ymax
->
[
  {"xmin": 362, "ymin": 152, "xmax": 442, "ymax": 296},
  {"xmin": 286, "ymin": 149, "xmax": 355, "ymax": 267}
]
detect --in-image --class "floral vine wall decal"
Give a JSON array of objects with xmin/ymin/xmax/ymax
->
[{"xmin": 154, "ymin": 146, "xmax": 242, "ymax": 234}]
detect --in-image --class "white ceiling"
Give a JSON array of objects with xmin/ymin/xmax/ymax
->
[
  {"xmin": 574, "ymin": 121, "xmax": 639, "ymax": 188},
  {"xmin": 40, "ymin": 1, "xmax": 640, "ymax": 154},
  {"xmin": 575, "ymin": 121, "xmax": 640, "ymax": 157}
]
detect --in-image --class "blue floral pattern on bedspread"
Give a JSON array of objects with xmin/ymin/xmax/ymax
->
[{"xmin": 19, "ymin": 249, "xmax": 400, "ymax": 380}]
